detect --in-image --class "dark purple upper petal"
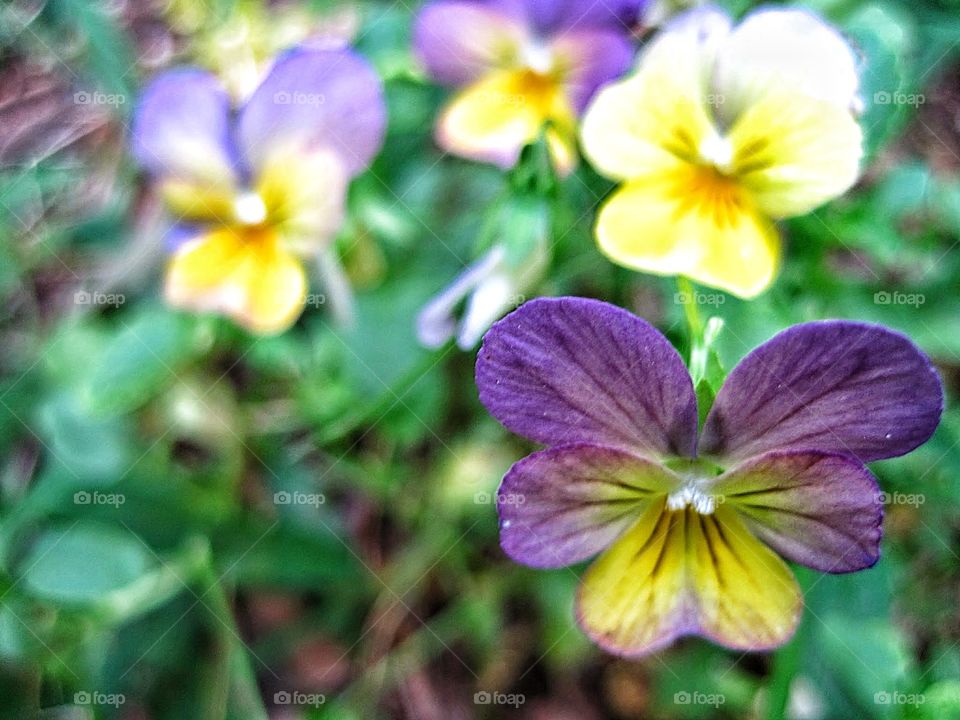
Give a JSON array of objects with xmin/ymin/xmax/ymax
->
[
  {"xmin": 553, "ymin": 27, "xmax": 636, "ymax": 112},
  {"xmin": 476, "ymin": 297, "xmax": 698, "ymax": 458},
  {"xmin": 237, "ymin": 48, "xmax": 386, "ymax": 178},
  {"xmin": 131, "ymin": 68, "xmax": 238, "ymax": 186},
  {"xmin": 494, "ymin": 0, "xmax": 645, "ymax": 34},
  {"xmin": 711, "ymin": 450, "xmax": 883, "ymax": 573},
  {"xmin": 700, "ymin": 321, "xmax": 943, "ymax": 464},
  {"xmin": 498, "ymin": 443, "xmax": 679, "ymax": 568}
]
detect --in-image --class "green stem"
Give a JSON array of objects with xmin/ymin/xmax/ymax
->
[{"xmin": 677, "ymin": 277, "xmax": 707, "ymax": 382}]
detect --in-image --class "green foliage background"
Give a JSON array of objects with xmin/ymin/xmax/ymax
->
[{"xmin": 0, "ymin": 0, "xmax": 959, "ymax": 718}]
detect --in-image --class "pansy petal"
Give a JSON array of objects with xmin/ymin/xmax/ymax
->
[
  {"xmin": 436, "ymin": 68, "xmax": 577, "ymax": 171},
  {"xmin": 700, "ymin": 321, "xmax": 944, "ymax": 464},
  {"xmin": 729, "ymin": 91, "xmax": 863, "ymax": 218},
  {"xmin": 579, "ymin": 6, "xmax": 730, "ymax": 181},
  {"xmin": 255, "ymin": 145, "xmax": 347, "ymax": 255},
  {"xmin": 476, "ymin": 297, "xmax": 698, "ymax": 457},
  {"xmin": 711, "ymin": 450, "xmax": 882, "ymax": 573},
  {"xmin": 414, "ymin": 1, "xmax": 528, "ymax": 86},
  {"xmin": 688, "ymin": 506, "xmax": 802, "ymax": 650},
  {"xmin": 498, "ymin": 444, "xmax": 680, "ymax": 568},
  {"xmin": 712, "ymin": 8, "xmax": 861, "ymax": 126},
  {"xmin": 131, "ymin": 69, "xmax": 237, "ymax": 188},
  {"xmin": 577, "ymin": 503, "xmax": 801, "ymax": 656},
  {"xmin": 165, "ymin": 227, "xmax": 307, "ymax": 335},
  {"xmin": 595, "ymin": 167, "xmax": 780, "ymax": 297},
  {"xmin": 552, "ymin": 28, "xmax": 636, "ymax": 112},
  {"xmin": 577, "ymin": 498, "xmax": 695, "ymax": 656},
  {"xmin": 494, "ymin": 0, "xmax": 645, "ymax": 34},
  {"xmin": 237, "ymin": 48, "xmax": 386, "ymax": 178}
]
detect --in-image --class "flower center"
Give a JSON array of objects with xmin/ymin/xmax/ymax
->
[
  {"xmin": 233, "ymin": 191, "xmax": 268, "ymax": 226},
  {"xmin": 698, "ymin": 133, "xmax": 735, "ymax": 175},
  {"xmin": 664, "ymin": 458, "xmax": 725, "ymax": 515},
  {"xmin": 521, "ymin": 41, "xmax": 556, "ymax": 76}
]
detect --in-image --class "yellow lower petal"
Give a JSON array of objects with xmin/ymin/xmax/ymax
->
[
  {"xmin": 578, "ymin": 498, "xmax": 695, "ymax": 656},
  {"xmin": 437, "ymin": 68, "xmax": 578, "ymax": 174},
  {"xmin": 160, "ymin": 179, "xmax": 238, "ymax": 224},
  {"xmin": 577, "ymin": 502, "xmax": 801, "ymax": 656},
  {"xmin": 165, "ymin": 226, "xmax": 307, "ymax": 335},
  {"xmin": 730, "ymin": 91, "xmax": 862, "ymax": 218},
  {"xmin": 255, "ymin": 145, "xmax": 347, "ymax": 255},
  {"xmin": 595, "ymin": 165, "xmax": 780, "ymax": 298},
  {"xmin": 688, "ymin": 506, "xmax": 802, "ymax": 650}
]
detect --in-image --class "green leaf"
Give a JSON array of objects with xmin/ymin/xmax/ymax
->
[{"xmin": 85, "ymin": 306, "xmax": 200, "ymax": 416}]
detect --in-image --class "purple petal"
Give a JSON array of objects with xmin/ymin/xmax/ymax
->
[
  {"xmin": 164, "ymin": 222, "xmax": 205, "ymax": 252},
  {"xmin": 700, "ymin": 321, "xmax": 943, "ymax": 464},
  {"xmin": 712, "ymin": 450, "xmax": 883, "ymax": 573},
  {"xmin": 498, "ymin": 443, "xmax": 680, "ymax": 568},
  {"xmin": 237, "ymin": 48, "xmax": 386, "ymax": 178},
  {"xmin": 131, "ymin": 69, "xmax": 238, "ymax": 186},
  {"xmin": 414, "ymin": 2, "xmax": 529, "ymax": 86},
  {"xmin": 495, "ymin": 0, "xmax": 645, "ymax": 34},
  {"xmin": 553, "ymin": 27, "xmax": 635, "ymax": 111},
  {"xmin": 476, "ymin": 297, "xmax": 698, "ymax": 457}
]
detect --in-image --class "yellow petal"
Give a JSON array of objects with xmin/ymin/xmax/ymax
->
[
  {"xmin": 578, "ymin": 498, "xmax": 695, "ymax": 656},
  {"xmin": 577, "ymin": 502, "xmax": 801, "ymax": 656},
  {"xmin": 165, "ymin": 227, "xmax": 307, "ymax": 335},
  {"xmin": 159, "ymin": 179, "xmax": 238, "ymax": 224},
  {"xmin": 688, "ymin": 506, "xmax": 801, "ymax": 650},
  {"xmin": 730, "ymin": 92, "xmax": 863, "ymax": 218},
  {"xmin": 436, "ymin": 68, "xmax": 577, "ymax": 173},
  {"xmin": 255, "ymin": 145, "xmax": 347, "ymax": 254},
  {"xmin": 579, "ymin": 11, "xmax": 725, "ymax": 181},
  {"xmin": 595, "ymin": 165, "xmax": 780, "ymax": 297}
]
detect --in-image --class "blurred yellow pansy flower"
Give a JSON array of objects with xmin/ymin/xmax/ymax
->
[{"xmin": 581, "ymin": 7, "xmax": 863, "ymax": 297}]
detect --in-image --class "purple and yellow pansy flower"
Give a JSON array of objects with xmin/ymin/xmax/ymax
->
[
  {"xmin": 581, "ymin": 6, "xmax": 864, "ymax": 297},
  {"xmin": 413, "ymin": 0, "xmax": 644, "ymax": 174},
  {"xmin": 131, "ymin": 48, "xmax": 386, "ymax": 334},
  {"xmin": 476, "ymin": 297, "xmax": 942, "ymax": 656}
]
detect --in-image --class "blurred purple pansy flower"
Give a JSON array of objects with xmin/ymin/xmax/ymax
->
[
  {"xmin": 131, "ymin": 48, "xmax": 386, "ymax": 334},
  {"xmin": 413, "ymin": 0, "xmax": 643, "ymax": 173},
  {"xmin": 476, "ymin": 297, "xmax": 943, "ymax": 656}
]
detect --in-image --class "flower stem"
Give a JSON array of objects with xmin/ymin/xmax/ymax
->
[{"xmin": 678, "ymin": 276, "xmax": 707, "ymax": 382}]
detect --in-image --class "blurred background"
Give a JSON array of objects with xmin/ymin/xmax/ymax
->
[{"xmin": 1, "ymin": 0, "xmax": 960, "ymax": 718}]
